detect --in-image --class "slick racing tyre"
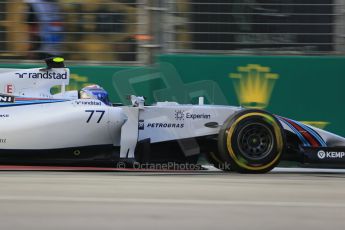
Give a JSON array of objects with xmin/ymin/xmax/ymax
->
[
  {"xmin": 206, "ymin": 151, "xmax": 232, "ymax": 171},
  {"xmin": 218, "ymin": 109, "xmax": 285, "ymax": 173},
  {"xmin": 203, "ymin": 139, "xmax": 232, "ymax": 171}
]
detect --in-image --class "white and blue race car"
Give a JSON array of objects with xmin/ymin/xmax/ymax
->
[{"xmin": 0, "ymin": 58, "xmax": 344, "ymax": 173}]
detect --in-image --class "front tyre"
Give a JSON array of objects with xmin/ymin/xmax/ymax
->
[
  {"xmin": 205, "ymin": 151, "xmax": 232, "ymax": 171},
  {"xmin": 218, "ymin": 109, "xmax": 285, "ymax": 173}
]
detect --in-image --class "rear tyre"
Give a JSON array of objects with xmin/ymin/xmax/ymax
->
[{"xmin": 218, "ymin": 109, "xmax": 285, "ymax": 173}]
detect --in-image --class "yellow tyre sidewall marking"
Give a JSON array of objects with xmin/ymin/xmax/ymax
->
[{"xmin": 226, "ymin": 112, "xmax": 284, "ymax": 171}]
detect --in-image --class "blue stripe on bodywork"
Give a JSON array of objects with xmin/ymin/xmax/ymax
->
[
  {"xmin": 294, "ymin": 120, "xmax": 327, "ymax": 147},
  {"xmin": 0, "ymin": 99, "xmax": 67, "ymax": 107},
  {"xmin": 278, "ymin": 117, "xmax": 311, "ymax": 147}
]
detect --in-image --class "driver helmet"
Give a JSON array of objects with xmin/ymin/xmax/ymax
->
[{"xmin": 80, "ymin": 84, "xmax": 110, "ymax": 105}]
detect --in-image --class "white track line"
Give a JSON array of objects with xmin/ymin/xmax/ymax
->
[{"xmin": 1, "ymin": 195, "xmax": 345, "ymax": 208}]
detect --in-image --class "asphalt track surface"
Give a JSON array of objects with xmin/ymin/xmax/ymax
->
[{"xmin": 1, "ymin": 167, "xmax": 345, "ymax": 230}]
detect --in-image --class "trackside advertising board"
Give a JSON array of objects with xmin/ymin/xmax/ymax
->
[
  {"xmin": 157, "ymin": 55, "xmax": 345, "ymax": 137},
  {"xmin": 0, "ymin": 54, "xmax": 344, "ymax": 137}
]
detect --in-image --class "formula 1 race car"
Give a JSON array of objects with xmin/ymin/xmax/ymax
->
[{"xmin": 0, "ymin": 58, "xmax": 345, "ymax": 173}]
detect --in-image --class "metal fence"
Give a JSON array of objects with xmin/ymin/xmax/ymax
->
[
  {"xmin": 0, "ymin": 0, "xmax": 344, "ymax": 65},
  {"xmin": 163, "ymin": 0, "xmax": 345, "ymax": 55},
  {"xmin": 0, "ymin": 0, "xmax": 149, "ymax": 65}
]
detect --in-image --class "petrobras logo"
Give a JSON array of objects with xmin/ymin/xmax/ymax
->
[
  {"xmin": 138, "ymin": 120, "xmax": 144, "ymax": 130},
  {"xmin": 147, "ymin": 122, "xmax": 184, "ymax": 129},
  {"xmin": 317, "ymin": 150, "xmax": 345, "ymax": 159},
  {"xmin": 138, "ymin": 120, "xmax": 185, "ymax": 130},
  {"xmin": 15, "ymin": 71, "xmax": 67, "ymax": 80}
]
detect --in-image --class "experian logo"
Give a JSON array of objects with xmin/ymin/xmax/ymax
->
[
  {"xmin": 174, "ymin": 110, "xmax": 211, "ymax": 121},
  {"xmin": 317, "ymin": 150, "xmax": 345, "ymax": 159}
]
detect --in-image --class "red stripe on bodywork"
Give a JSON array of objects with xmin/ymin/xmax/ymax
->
[{"xmin": 283, "ymin": 118, "xmax": 320, "ymax": 147}]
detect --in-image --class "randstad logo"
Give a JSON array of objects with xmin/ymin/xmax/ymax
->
[{"xmin": 229, "ymin": 64, "xmax": 279, "ymax": 109}]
